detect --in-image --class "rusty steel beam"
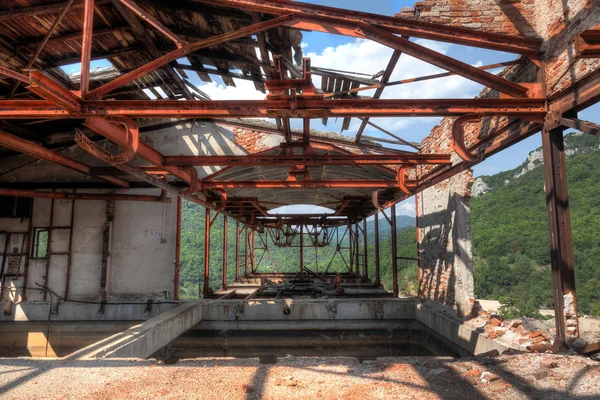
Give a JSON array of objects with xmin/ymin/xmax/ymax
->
[
  {"xmin": 575, "ymin": 26, "xmax": 600, "ymax": 58},
  {"xmin": 0, "ymin": 129, "xmax": 129, "ymax": 188},
  {"xmin": 83, "ymin": 116, "xmax": 202, "ymax": 191},
  {"xmin": 27, "ymin": 71, "xmax": 81, "ymax": 113},
  {"xmin": 190, "ymin": 0, "xmax": 542, "ymax": 55},
  {"xmin": 80, "ymin": 0, "xmax": 95, "ymax": 96},
  {"xmin": 0, "ymin": 0, "xmax": 112, "ymax": 21},
  {"xmin": 164, "ymin": 153, "xmax": 451, "ymax": 166},
  {"xmin": 390, "ymin": 203, "xmax": 399, "ymax": 297},
  {"xmin": 325, "ymin": 60, "xmax": 525, "ymax": 99},
  {"xmin": 0, "ymin": 98, "xmax": 547, "ymax": 119},
  {"xmin": 203, "ymin": 207, "xmax": 211, "ymax": 298},
  {"xmin": 222, "ymin": 216, "xmax": 228, "ymax": 289},
  {"xmin": 355, "ymin": 49, "xmax": 403, "ymax": 141},
  {"xmin": 561, "ymin": 118, "xmax": 600, "ymax": 137},
  {"xmin": 175, "ymin": 195, "xmax": 181, "ymax": 300},
  {"xmin": 116, "ymin": 0, "xmax": 186, "ymax": 47},
  {"xmin": 0, "ymin": 188, "xmax": 170, "ymax": 202},
  {"xmin": 542, "ymin": 122, "xmax": 579, "ymax": 343},
  {"xmin": 374, "ymin": 213, "xmax": 380, "ymax": 287},
  {"xmin": 201, "ymin": 180, "xmax": 410, "ymax": 189},
  {"xmin": 84, "ymin": 14, "xmax": 295, "ymax": 99},
  {"xmin": 356, "ymin": 23, "xmax": 530, "ymax": 99},
  {"xmin": 0, "ymin": 66, "xmax": 30, "ymax": 84}
]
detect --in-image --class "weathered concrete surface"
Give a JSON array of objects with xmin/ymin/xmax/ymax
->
[
  {"xmin": 71, "ymin": 302, "xmax": 202, "ymax": 359},
  {"xmin": 416, "ymin": 153, "xmax": 475, "ymax": 317},
  {"xmin": 415, "ymin": 303, "xmax": 508, "ymax": 357}
]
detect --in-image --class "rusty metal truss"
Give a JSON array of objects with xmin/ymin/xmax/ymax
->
[{"xmin": 0, "ymin": 0, "xmax": 598, "ymax": 230}]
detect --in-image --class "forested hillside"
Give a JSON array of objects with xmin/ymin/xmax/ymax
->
[
  {"xmin": 179, "ymin": 131, "xmax": 600, "ymax": 317},
  {"xmin": 472, "ymin": 132, "xmax": 600, "ymax": 316},
  {"xmin": 179, "ymin": 205, "xmax": 417, "ymax": 299}
]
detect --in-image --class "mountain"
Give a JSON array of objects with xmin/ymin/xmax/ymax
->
[{"xmin": 471, "ymin": 132, "xmax": 600, "ymax": 316}]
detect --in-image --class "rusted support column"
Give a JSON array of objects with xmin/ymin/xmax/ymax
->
[
  {"xmin": 542, "ymin": 123, "xmax": 579, "ymax": 345},
  {"xmin": 244, "ymin": 227, "xmax": 249, "ymax": 277},
  {"xmin": 374, "ymin": 212, "xmax": 381, "ymax": 287},
  {"xmin": 235, "ymin": 221, "xmax": 240, "ymax": 281},
  {"xmin": 299, "ymin": 224, "xmax": 304, "ymax": 278},
  {"xmin": 347, "ymin": 223, "xmax": 353, "ymax": 273},
  {"xmin": 64, "ymin": 196, "xmax": 76, "ymax": 299},
  {"xmin": 174, "ymin": 195, "xmax": 181, "ymax": 300},
  {"xmin": 391, "ymin": 204, "xmax": 399, "ymax": 297},
  {"xmin": 203, "ymin": 207, "xmax": 211, "ymax": 298},
  {"xmin": 363, "ymin": 219, "xmax": 368, "ymax": 278},
  {"xmin": 43, "ymin": 197, "xmax": 55, "ymax": 301},
  {"xmin": 250, "ymin": 230, "xmax": 256, "ymax": 273},
  {"xmin": 80, "ymin": 0, "xmax": 95, "ymax": 95},
  {"xmin": 354, "ymin": 224, "xmax": 360, "ymax": 275},
  {"xmin": 222, "ymin": 216, "xmax": 228, "ymax": 289}
]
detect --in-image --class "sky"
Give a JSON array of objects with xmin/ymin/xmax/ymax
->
[{"xmin": 62, "ymin": 0, "xmax": 600, "ymax": 216}]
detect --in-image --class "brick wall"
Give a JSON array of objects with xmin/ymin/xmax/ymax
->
[{"xmin": 407, "ymin": 0, "xmax": 599, "ymax": 315}]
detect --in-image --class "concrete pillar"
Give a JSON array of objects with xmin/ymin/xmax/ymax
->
[{"xmin": 415, "ymin": 160, "xmax": 475, "ymax": 316}]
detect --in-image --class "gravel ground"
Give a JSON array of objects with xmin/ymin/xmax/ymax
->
[{"xmin": 0, "ymin": 353, "xmax": 598, "ymax": 399}]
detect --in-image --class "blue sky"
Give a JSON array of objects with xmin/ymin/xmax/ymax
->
[{"xmin": 62, "ymin": 0, "xmax": 599, "ymax": 215}]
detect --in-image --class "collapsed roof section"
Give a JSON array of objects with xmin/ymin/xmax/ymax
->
[{"xmin": 0, "ymin": 0, "xmax": 597, "ymax": 228}]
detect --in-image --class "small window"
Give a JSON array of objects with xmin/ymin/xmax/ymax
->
[{"xmin": 32, "ymin": 228, "xmax": 49, "ymax": 259}]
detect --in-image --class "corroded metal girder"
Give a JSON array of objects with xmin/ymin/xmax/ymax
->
[
  {"xmin": 200, "ymin": 180, "xmax": 414, "ymax": 189},
  {"xmin": 0, "ymin": 188, "xmax": 170, "ymax": 203},
  {"xmin": 163, "ymin": 153, "xmax": 451, "ymax": 166},
  {"xmin": 190, "ymin": 0, "xmax": 542, "ymax": 55},
  {"xmin": 0, "ymin": 98, "xmax": 547, "ymax": 119}
]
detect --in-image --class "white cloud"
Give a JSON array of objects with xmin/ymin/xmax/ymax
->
[{"xmin": 195, "ymin": 37, "xmax": 485, "ymax": 141}]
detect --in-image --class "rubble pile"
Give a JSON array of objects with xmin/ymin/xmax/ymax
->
[{"xmin": 466, "ymin": 311, "xmax": 554, "ymax": 352}]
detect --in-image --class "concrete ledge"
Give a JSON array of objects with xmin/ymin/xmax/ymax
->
[
  {"xmin": 415, "ymin": 303, "xmax": 508, "ymax": 356},
  {"xmin": 69, "ymin": 302, "xmax": 202, "ymax": 359}
]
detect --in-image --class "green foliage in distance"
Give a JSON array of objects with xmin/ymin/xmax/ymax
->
[{"xmin": 472, "ymin": 132, "xmax": 600, "ymax": 317}]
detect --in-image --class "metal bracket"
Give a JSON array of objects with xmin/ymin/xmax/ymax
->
[
  {"xmin": 371, "ymin": 189, "xmax": 386, "ymax": 210},
  {"xmin": 452, "ymin": 114, "xmax": 482, "ymax": 162},
  {"xmin": 544, "ymin": 110, "xmax": 563, "ymax": 132},
  {"xmin": 396, "ymin": 166, "xmax": 412, "ymax": 195},
  {"xmin": 76, "ymin": 116, "xmax": 139, "ymax": 164}
]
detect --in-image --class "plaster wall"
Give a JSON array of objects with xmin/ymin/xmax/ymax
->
[{"xmin": 0, "ymin": 190, "xmax": 176, "ymax": 303}]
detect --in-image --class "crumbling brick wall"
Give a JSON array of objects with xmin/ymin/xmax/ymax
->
[{"xmin": 410, "ymin": 0, "xmax": 600, "ymax": 317}]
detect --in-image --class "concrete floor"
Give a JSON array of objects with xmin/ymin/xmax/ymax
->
[{"xmin": 0, "ymin": 353, "xmax": 598, "ymax": 399}]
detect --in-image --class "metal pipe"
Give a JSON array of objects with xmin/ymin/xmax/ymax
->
[
  {"xmin": 203, "ymin": 207, "xmax": 211, "ymax": 298},
  {"xmin": 174, "ymin": 195, "xmax": 181, "ymax": 300},
  {"xmin": 0, "ymin": 188, "xmax": 171, "ymax": 203},
  {"xmin": 391, "ymin": 204, "xmax": 399, "ymax": 297},
  {"xmin": 222, "ymin": 216, "xmax": 228, "ymax": 289}
]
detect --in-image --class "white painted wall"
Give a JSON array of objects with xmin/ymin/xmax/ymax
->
[{"xmin": 0, "ymin": 190, "xmax": 176, "ymax": 302}]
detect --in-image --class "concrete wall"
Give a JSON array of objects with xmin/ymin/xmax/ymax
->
[{"xmin": 0, "ymin": 190, "xmax": 177, "ymax": 303}]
